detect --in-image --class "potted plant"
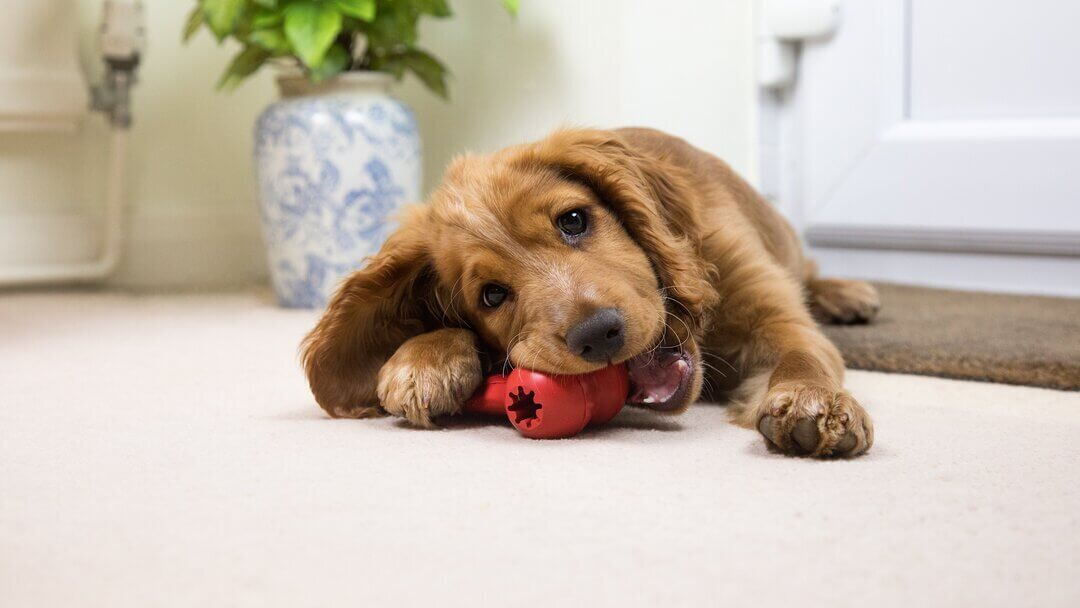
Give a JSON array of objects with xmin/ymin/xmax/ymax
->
[{"xmin": 184, "ymin": 0, "xmax": 518, "ymax": 307}]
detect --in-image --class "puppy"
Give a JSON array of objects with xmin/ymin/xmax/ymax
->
[{"xmin": 301, "ymin": 128, "xmax": 878, "ymax": 457}]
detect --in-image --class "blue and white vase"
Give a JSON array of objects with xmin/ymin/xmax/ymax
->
[{"xmin": 254, "ymin": 72, "xmax": 422, "ymax": 308}]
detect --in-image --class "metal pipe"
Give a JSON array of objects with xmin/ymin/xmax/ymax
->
[
  {"xmin": 0, "ymin": 128, "xmax": 128, "ymax": 285},
  {"xmin": 0, "ymin": 0, "xmax": 142, "ymax": 286}
]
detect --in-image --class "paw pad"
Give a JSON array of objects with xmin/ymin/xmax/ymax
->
[{"xmin": 791, "ymin": 418, "xmax": 821, "ymax": 453}]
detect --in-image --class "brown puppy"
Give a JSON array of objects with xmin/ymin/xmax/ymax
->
[{"xmin": 301, "ymin": 128, "xmax": 878, "ymax": 457}]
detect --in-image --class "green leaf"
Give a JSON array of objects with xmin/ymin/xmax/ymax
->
[
  {"xmin": 332, "ymin": 0, "xmax": 376, "ymax": 21},
  {"xmin": 253, "ymin": 0, "xmax": 277, "ymax": 7},
  {"xmin": 202, "ymin": 0, "xmax": 245, "ymax": 41},
  {"xmin": 217, "ymin": 45, "xmax": 271, "ymax": 90},
  {"xmin": 250, "ymin": 9, "xmax": 283, "ymax": 30},
  {"xmin": 500, "ymin": 0, "xmax": 520, "ymax": 16},
  {"xmin": 402, "ymin": 48, "xmax": 449, "ymax": 98},
  {"xmin": 370, "ymin": 54, "xmax": 407, "ymax": 79},
  {"xmin": 248, "ymin": 28, "xmax": 291, "ymax": 54},
  {"xmin": 284, "ymin": 1, "xmax": 344, "ymax": 68},
  {"xmin": 414, "ymin": 0, "xmax": 452, "ymax": 18},
  {"xmin": 310, "ymin": 44, "xmax": 350, "ymax": 81},
  {"xmin": 365, "ymin": 6, "xmax": 419, "ymax": 50},
  {"xmin": 182, "ymin": 6, "xmax": 204, "ymax": 42}
]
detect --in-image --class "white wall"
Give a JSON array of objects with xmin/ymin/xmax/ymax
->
[
  {"xmin": 400, "ymin": 0, "xmax": 758, "ymax": 191},
  {"xmin": 0, "ymin": 0, "xmax": 758, "ymax": 289}
]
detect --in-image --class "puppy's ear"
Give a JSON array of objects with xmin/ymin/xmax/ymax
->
[
  {"xmin": 525, "ymin": 129, "xmax": 716, "ymax": 335},
  {"xmin": 301, "ymin": 206, "xmax": 437, "ymax": 418}
]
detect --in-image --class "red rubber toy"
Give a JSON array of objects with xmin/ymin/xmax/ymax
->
[{"xmin": 464, "ymin": 365, "xmax": 629, "ymax": 439}]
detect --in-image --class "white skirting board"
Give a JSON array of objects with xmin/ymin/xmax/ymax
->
[
  {"xmin": 0, "ymin": 205, "xmax": 267, "ymax": 289},
  {"xmin": 5, "ymin": 207, "xmax": 1078, "ymax": 296},
  {"xmin": 811, "ymin": 246, "xmax": 1080, "ymax": 298}
]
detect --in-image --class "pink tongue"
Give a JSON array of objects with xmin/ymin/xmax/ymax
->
[{"xmin": 628, "ymin": 357, "xmax": 688, "ymax": 404}]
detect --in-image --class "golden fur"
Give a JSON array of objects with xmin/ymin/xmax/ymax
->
[{"xmin": 302, "ymin": 127, "xmax": 878, "ymax": 457}]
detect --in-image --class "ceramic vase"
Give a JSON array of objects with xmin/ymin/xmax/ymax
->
[{"xmin": 254, "ymin": 72, "xmax": 421, "ymax": 308}]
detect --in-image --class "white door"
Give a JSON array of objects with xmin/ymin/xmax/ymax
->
[{"xmin": 773, "ymin": 0, "xmax": 1080, "ymax": 296}]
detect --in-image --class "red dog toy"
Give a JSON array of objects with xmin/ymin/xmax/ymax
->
[{"xmin": 464, "ymin": 365, "xmax": 629, "ymax": 439}]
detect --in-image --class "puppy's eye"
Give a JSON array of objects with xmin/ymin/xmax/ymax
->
[
  {"xmin": 556, "ymin": 209, "xmax": 588, "ymax": 237},
  {"xmin": 481, "ymin": 283, "xmax": 509, "ymax": 308}
]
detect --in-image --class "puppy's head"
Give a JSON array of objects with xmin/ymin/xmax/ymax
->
[{"xmin": 303, "ymin": 129, "xmax": 715, "ymax": 416}]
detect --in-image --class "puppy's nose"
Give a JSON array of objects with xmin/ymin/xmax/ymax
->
[{"xmin": 566, "ymin": 307, "xmax": 626, "ymax": 363}]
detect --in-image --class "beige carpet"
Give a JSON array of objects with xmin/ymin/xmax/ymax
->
[
  {"xmin": 825, "ymin": 283, "xmax": 1080, "ymax": 390},
  {"xmin": 2, "ymin": 291, "xmax": 1080, "ymax": 607}
]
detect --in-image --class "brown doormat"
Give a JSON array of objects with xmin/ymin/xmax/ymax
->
[{"xmin": 822, "ymin": 283, "xmax": 1080, "ymax": 391}]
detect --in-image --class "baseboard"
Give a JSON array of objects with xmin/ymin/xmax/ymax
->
[
  {"xmin": 805, "ymin": 224, "xmax": 1080, "ymax": 257},
  {"xmin": 811, "ymin": 246, "xmax": 1080, "ymax": 297},
  {"xmin": 118, "ymin": 205, "xmax": 269, "ymax": 288},
  {"xmin": 0, "ymin": 205, "xmax": 268, "ymax": 289},
  {"xmin": 8, "ymin": 210, "xmax": 1077, "ymax": 295}
]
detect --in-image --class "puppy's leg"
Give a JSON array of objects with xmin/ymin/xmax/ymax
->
[
  {"xmin": 722, "ymin": 266, "xmax": 874, "ymax": 457},
  {"xmin": 802, "ymin": 262, "xmax": 880, "ymax": 324},
  {"xmin": 376, "ymin": 328, "xmax": 483, "ymax": 428}
]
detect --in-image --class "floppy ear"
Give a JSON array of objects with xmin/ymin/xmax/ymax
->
[
  {"xmin": 300, "ymin": 206, "xmax": 437, "ymax": 418},
  {"xmin": 523, "ymin": 128, "xmax": 716, "ymax": 335}
]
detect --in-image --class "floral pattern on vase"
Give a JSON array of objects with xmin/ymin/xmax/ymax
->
[{"xmin": 254, "ymin": 75, "xmax": 421, "ymax": 308}]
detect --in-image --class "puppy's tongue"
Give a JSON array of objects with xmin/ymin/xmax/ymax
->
[{"xmin": 627, "ymin": 352, "xmax": 690, "ymax": 409}]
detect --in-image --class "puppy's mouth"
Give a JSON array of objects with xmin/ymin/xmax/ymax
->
[{"xmin": 625, "ymin": 347, "xmax": 694, "ymax": 412}]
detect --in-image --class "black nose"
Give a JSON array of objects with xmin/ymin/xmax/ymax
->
[{"xmin": 565, "ymin": 307, "xmax": 626, "ymax": 362}]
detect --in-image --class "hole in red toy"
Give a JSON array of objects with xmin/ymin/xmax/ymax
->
[{"xmin": 507, "ymin": 387, "xmax": 542, "ymax": 426}]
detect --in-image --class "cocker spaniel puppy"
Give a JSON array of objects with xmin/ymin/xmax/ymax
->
[{"xmin": 302, "ymin": 128, "xmax": 878, "ymax": 457}]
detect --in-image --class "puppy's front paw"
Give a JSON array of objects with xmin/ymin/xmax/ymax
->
[
  {"xmin": 756, "ymin": 383, "xmax": 873, "ymax": 457},
  {"xmin": 376, "ymin": 329, "xmax": 483, "ymax": 428}
]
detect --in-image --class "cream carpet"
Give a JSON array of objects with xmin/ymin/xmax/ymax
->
[{"xmin": 2, "ymin": 291, "xmax": 1079, "ymax": 607}]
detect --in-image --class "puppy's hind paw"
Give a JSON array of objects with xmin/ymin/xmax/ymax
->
[{"xmin": 808, "ymin": 278, "xmax": 880, "ymax": 325}]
